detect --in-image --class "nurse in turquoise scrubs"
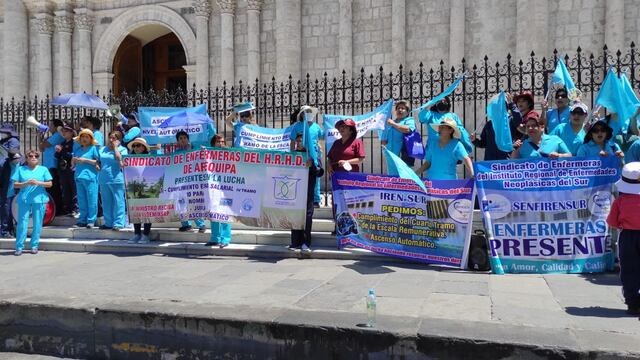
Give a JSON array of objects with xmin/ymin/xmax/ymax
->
[
  {"xmin": 511, "ymin": 114, "xmax": 572, "ymax": 159},
  {"xmin": 98, "ymin": 130, "xmax": 128, "ymax": 230},
  {"xmin": 541, "ymin": 88, "xmax": 570, "ymax": 133},
  {"xmin": 381, "ymin": 100, "xmax": 416, "ymax": 165},
  {"xmin": 549, "ymin": 102, "xmax": 588, "ymax": 155},
  {"xmin": 577, "ymin": 118, "xmax": 625, "ymax": 164},
  {"xmin": 418, "ymin": 96, "xmax": 473, "ymax": 153},
  {"xmin": 205, "ymin": 134, "xmax": 232, "ymax": 248},
  {"xmin": 73, "ymin": 129, "xmax": 100, "ymax": 228},
  {"xmin": 416, "ymin": 118, "xmax": 474, "ymax": 180},
  {"xmin": 11, "ymin": 150, "xmax": 52, "ymax": 256},
  {"xmin": 288, "ymin": 106, "xmax": 325, "ymax": 206},
  {"xmin": 81, "ymin": 116, "xmax": 104, "ymax": 147}
]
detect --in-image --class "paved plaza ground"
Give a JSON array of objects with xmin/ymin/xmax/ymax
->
[{"xmin": 1, "ymin": 251, "xmax": 639, "ymax": 358}]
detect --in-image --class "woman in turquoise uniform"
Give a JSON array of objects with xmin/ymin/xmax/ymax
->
[
  {"xmin": 416, "ymin": 118, "xmax": 474, "ymax": 180},
  {"xmin": 577, "ymin": 117, "xmax": 625, "ymax": 163},
  {"xmin": 11, "ymin": 150, "xmax": 52, "ymax": 255},
  {"xmin": 381, "ymin": 100, "xmax": 416, "ymax": 165},
  {"xmin": 73, "ymin": 129, "xmax": 100, "ymax": 228},
  {"xmin": 98, "ymin": 130, "xmax": 128, "ymax": 230},
  {"xmin": 205, "ymin": 134, "xmax": 232, "ymax": 248},
  {"xmin": 511, "ymin": 114, "xmax": 572, "ymax": 159},
  {"xmin": 549, "ymin": 102, "xmax": 588, "ymax": 155}
]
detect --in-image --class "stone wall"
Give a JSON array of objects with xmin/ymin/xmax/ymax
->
[{"xmin": 624, "ymin": 0, "xmax": 640, "ymax": 48}]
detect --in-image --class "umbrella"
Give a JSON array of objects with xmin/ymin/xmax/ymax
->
[
  {"xmin": 158, "ymin": 111, "xmax": 213, "ymax": 128},
  {"xmin": 50, "ymin": 92, "xmax": 109, "ymax": 110}
]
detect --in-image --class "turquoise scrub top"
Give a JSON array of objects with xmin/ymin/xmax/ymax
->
[
  {"xmin": 550, "ymin": 123, "xmax": 585, "ymax": 156},
  {"xmin": 516, "ymin": 134, "xmax": 570, "ymax": 159},
  {"xmin": 381, "ymin": 116, "xmax": 416, "ymax": 155},
  {"xmin": 425, "ymin": 139, "xmax": 468, "ymax": 180},
  {"xmin": 11, "ymin": 165, "xmax": 52, "ymax": 204},
  {"xmin": 625, "ymin": 139, "xmax": 640, "ymax": 163},
  {"xmin": 73, "ymin": 145, "xmax": 99, "ymax": 180},
  {"xmin": 123, "ymin": 127, "xmax": 141, "ymax": 144},
  {"xmin": 577, "ymin": 140, "xmax": 621, "ymax": 157},
  {"xmin": 545, "ymin": 107, "xmax": 570, "ymax": 133},
  {"xmin": 42, "ymin": 132, "xmax": 63, "ymax": 169},
  {"xmin": 93, "ymin": 130, "xmax": 104, "ymax": 147},
  {"xmin": 289, "ymin": 122, "xmax": 324, "ymax": 146},
  {"xmin": 98, "ymin": 146, "xmax": 128, "ymax": 184}
]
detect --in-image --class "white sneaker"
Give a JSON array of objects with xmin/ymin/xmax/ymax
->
[
  {"xmin": 127, "ymin": 234, "xmax": 141, "ymax": 244},
  {"xmin": 301, "ymin": 244, "xmax": 312, "ymax": 252},
  {"xmin": 138, "ymin": 235, "xmax": 151, "ymax": 244}
]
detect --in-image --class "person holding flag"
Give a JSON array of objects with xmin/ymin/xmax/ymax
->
[
  {"xmin": 288, "ymin": 106, "xmax": 324, "ymax": 207},
  {"xmin": 541, "ymin": 87, "xmax": 571, "ymax": 133},
  {"xmin": 204, "ymin": 134, "xmax": 232, "ymax": 248},
  {"xmin": 471, "ymin": 91, "xmax": 513, "ymax": 160},
  {"xmin": 594, "ymin": 68, "xmax": 640, "ymax": 150},
  {"xmin": 381, "ymin": 100, "xmax": 416, "ymax": 165},
  {"xmin": 175, "ymin": 131, "xmax": 207, "ymax": 233},
  {"xmin": 549, "ymin": 102, "xmax": 588, "ymax": 156},
  {"xmin": 418, "ymin": 96, "xmax": 472, "ymax": 153},
  {"xmin": 577, "ymin": 116, "xmax": 624, "ymax": 163},
  {"xmin": 226, "ymin": 102, "xmax": 257, "ymax": 145},
  {"xmin": 416, "ymin": 118, "xmax": 473, "ymax": 180}
]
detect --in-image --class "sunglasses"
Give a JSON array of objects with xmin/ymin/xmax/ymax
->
[
  {"xmin": 592, "ymin": 128, "xmax": 607, "ymax": 134},
  {"xmin": 555, "ymin": 94, "xmax": 567, "ymax": 99},
  {"xmin": 132, "ymin": 144, "xmax": 144, "ymax": 148},
  {"xmin": 28, "ymin": 154, "xmax": 39, "ymax": 158}
]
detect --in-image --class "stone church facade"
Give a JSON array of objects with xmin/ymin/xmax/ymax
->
[{"xmin": 0, "ymin": 0, "xmax": 638, "ymax": 100}]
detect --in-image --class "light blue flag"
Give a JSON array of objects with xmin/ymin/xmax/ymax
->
[
  {"xmin": 487, "ymin": 91, "xmax": 513, "ymax": 153},
  {"xmin": 595, "ymin": 68, "xmax": 634, "ymax": 134},
  {"xmin": 324, "ymin": 99, "xmax": 393, "ymax": 150},
  {"xmin": 414, "ymin": 76, "xmax": 464, "ymax": 113},
  {"xmin": 621, "ymin": 73, "xmax": 640, "ymax": 129},
  {"xmin": 383, "ymin": 147, "xmax": 428, "ymax": 194},
  {"xmin": 550, "ymin": 59, "xmax": 579, "ymax": 99}
]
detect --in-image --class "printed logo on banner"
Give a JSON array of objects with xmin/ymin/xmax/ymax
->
[
  {"xmin": 273, "ymin": 176, "xmax": 301, "ymax": 201},
  {"xmin": 336, "ymin": 212, "xmax": 358, "ymax": 236},
  {"xmin": 480, "ymin": 194, "xmax": 511, "ymax": 219},
  {"xmin": 448, "ymin": 199, "xmax": 473, "ymax": 224},
  {"xmin": 242, "ymin": 198, "xmax": 254, "ymax": 212},
  {"xmin": 588, "ymin": 191, "xmax": 612, "ymax": 217}
]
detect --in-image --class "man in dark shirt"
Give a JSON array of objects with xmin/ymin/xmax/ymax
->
[
  {"xmin": 55, "ymin": 124, "xmax": 77, "ymax": 216},
  {"xmin": 0, "ymin": 124, "xmax": 20, "ymax": 237}
]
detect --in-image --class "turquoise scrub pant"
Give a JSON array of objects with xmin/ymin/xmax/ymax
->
[
  {"xmin": 15, "ymin": 202, "xmax": 46, "ymax": 252},
  {"xmin": 100, "ymin": 183, "xmax": 126, "ymax": 228},
  {"xmin": 182, "ymin": 219, "xmax": 206, "ymax": 228},
  {"xmin": 76, "ymin": 177, "xmax": 98, "ymax": 225},
  {"xmin": 210, "ymin": 221, "xmax": 231, "ymax": 245}
]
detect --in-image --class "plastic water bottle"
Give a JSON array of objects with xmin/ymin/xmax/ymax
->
[{"xmin": 366, "ymin": 288, "xmax": 376, "ymax": 327}]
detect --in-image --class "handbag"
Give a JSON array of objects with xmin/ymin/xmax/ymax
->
[{"xmin": 402, "ymin": 130, "xmax": 425, "ymax": 160}]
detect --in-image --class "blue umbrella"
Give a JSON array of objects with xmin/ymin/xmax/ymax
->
[
  {"xmin": 50, "ymin": 92, "xmax": 109, "ymax": 110},
  {"xmin": 158, "ymin": 111, "xmax": 213, "ymax": 128}
]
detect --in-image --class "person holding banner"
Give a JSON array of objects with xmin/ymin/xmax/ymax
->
[
  {"xmin": 126, "ymin": 138, "xmax": 153, "ymax": 244},
  {"xmin": 511, "ymin": 114, "xmax": 571, "ymax": 159},
  {"xmin": 416, "ymin": 118, "xmax": 474, "ymax": 179},
  {"xmin": 81, "ymin": 116, "xmax": 104, "ymax": 147},
  {"xmin": 11, "ymin": 150, "xmax": 52, "ymax": 255},
  {"xmin": 39, "ymin": 119, "xmax": 65, "ymax": 216},
  {"xmin": 225, "ymin": 102, "xmax": 257, "ymax": 142},
  {"xmin": 205, "ymin": 134, "xmax": 232, "ymax": 248},
  {"xmin": 541, "ymin": 88, "xmax": 570, "ymax": 133},
  {"xmin": 549, "ymin": 102, "xmax": 588, "ymax": 156},
  {"xmin": 289, "ymin": 132, "xmax": 319, "ymax": 252},
  {"xmin": 607, "ymin": 162, "xmax": 640, "ymax": 315},
  {"xmin": 289, "ymin": 106, "xmax": 324, "ymax": 206},
  {"xmin": 98, "ymin": 131, "xmax": 128, "ymax": 231},
  {"xmin": 175, "ymin": 131, "xmax": 207, "ymax": 233},
  {"xmin": 327, "ymin": 119, "xmax": 365, "ymax": 176},
  {"xmin": 72, "ymin": 129, "xmax": 100, "ymax": 228},
  {"xmin": 577, "ymin": 117, "xmax": 624, "ymax": 162},
  {"xmin": 381, "ymin": 100, "xmax": 417, "ymax": 166}
]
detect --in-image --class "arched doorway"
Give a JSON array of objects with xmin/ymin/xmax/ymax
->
[{"xmin": 112, "ymin": 26, "xmax": 187, "ymax": 95}]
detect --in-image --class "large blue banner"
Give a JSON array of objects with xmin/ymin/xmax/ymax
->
[
  {"xmin": 138, "ymin": 104, "xmax": 209, "ymax": 145},
  {"xmin": 474, "ymin": 157, "xmax": 621, "ymax": 274},
  {"xmin": 323, "ymin": 99, "xmax": 393, "ymax": 150},
  {"xmin": 332, "ymin": 172, "xmax": 474, "ymax": 268}
]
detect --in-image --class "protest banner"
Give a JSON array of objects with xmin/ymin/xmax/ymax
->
[
  {"xmin": 138, "ymin": 104, "xmax": 210, "ymax": 145},
  {"xmin": 234, "ymin": 124, "xmax": 296, "ymax": 151},
  {"xmin": 474, "ymin": 156, "xmax": 621, "ymax": 274},
  {"xmin": 123, "ymin": 148, "xmax": 309, "ymax": 229},
  {"xmin": 332, "ymin": 172, "xmax": 474, "ymax": 268},
  {"xmin": 323, "ymin": 99, "xmax": 393, "ymax": 150}
]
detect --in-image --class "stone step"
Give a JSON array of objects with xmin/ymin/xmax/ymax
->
[
  {"xmin": 0, "ymin": 238, "xmax": 412, "ymax": 264},
  {"xmin": 36, "ymin": 226, "xmax": 338, "ymax": 247}
]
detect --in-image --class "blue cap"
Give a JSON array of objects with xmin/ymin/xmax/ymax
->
[{"xmin": 233, "ymin": 102, "xmax": 256, "ymax": 115}]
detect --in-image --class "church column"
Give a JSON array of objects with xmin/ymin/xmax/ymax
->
[
  {"xmin": 448, "ymin": 0, "xmax": 465, "ymax": 66},
  {"xmin": 247, "ymin": 0, "xmax": 263, "ymax": 83},
  {"xmin": 74, "ymin": 9, "xmax": 94, "ymax": 94},
  {"xmin": 391, "ymin": 0, "xmax": 406, "ymax": 69},
  {"xmin": 516, "ymin": 0, "xmax": 548, "ymax": 61},
  {"xmin": 338, "ymin": 0, "xmax": 353, "ymax": 77},
  {"xmin": 275, "ymin": 0, "xmax": 301, "ymax": 81},
  {"xmin": 217, "ymin": 0, "xmax": 235, "ymax": 85},
  {"xmin": 35, "ymin": 14, "xmax": 54, "ymax": 97},
  {"xmin": 605, "ymin": 0, "xmax": 625, "ymax": 52},
  {"xmin": 54, "ymin": 10, "xmax": 74, "ymax": 94},
  {"xmin": 193, "ymin": 0, "xmax": 211, "ymax": 89},
  {"xmin": 3, "ymin": 0, "xmax": 29, "ymax": 99}
]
